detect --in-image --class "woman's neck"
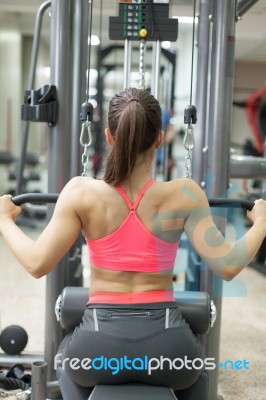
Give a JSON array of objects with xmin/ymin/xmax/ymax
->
[{"xmin": 120, "ymin": 152, "xmax": 155, "ymax": 189}]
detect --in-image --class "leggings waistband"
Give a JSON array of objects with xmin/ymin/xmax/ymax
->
[{"xmin": 87, "ymin": 290, "xmax": 175, "ymax": 305}]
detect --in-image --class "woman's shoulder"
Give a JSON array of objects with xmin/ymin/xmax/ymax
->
[
  {"xmin": 57, "ymin": 177, "xmax": 116, "ymax": 216},
  {"xmin": 160, "ymin": 178, "xmax": 208, "ymax": 206},
  {"xmin": 161, "ymin": 177, "xmax": 201, "ymax": 192},
  {"xmin": 59, "ymin": 177, "xmax": 108, "ymax": 202},
  {"xmin": 61, "ymin": 176, "xmax": 94, "ymax": 193},
  {"xmin": 63, "ymin": 176, "xmax": 107, "ymax": 190}
]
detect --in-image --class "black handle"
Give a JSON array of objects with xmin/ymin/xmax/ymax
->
[
  {"xmin": 11, "ymin": 193, "xmax": 255, "ymax": 211},
  {"xmin": 209, "ymin": 198, "xmax": 254, "ymax": 211},
  {"xmin": 12, "ymin": 193, "xmax": 59, "ymax": 206}
]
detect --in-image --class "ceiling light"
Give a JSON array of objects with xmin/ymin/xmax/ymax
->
[
  {"xmin": 162, "ymin": 41, "xmax": 171, "ymax": 49},
  {"xmin": 173, "ymin": 16, "xmax": 198, "ymax": 24},
  {"xmin": 88, "ymin": 35, "xmax": 100, "ymax": 46}
]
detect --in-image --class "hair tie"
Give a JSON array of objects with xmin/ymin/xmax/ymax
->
[{"xmin": 127, "ymin": 98, "xmax": 141, "ymax": 105}]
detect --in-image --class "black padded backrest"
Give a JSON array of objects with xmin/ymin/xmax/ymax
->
[
  {"xmin": 89, "ymin": 384, "xmax": 176, "ymax": 400},
  {"xmin": 59, "ymin": 286, "xmax": 88, "ymax": 330},
  {"xmin": 58, "ymin": 287, "xmax": 211, "ymax": 334},
  {"xmin": 174, "ymin": 291, "xmax": 210, "ymax": 334}
]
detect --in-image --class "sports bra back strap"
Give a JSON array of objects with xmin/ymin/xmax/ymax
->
[
  {"xmin": 132, "ymin": 178, "xmax": 155, "ymax": 210},
  {"xmin": 116, "ymin": 178, "xmax": 155, "ymax": 211},
  {"xmin": 115, "ymin": 184, "xmax": 133, "ymax": 209}
]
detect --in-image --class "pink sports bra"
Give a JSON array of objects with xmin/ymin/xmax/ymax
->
[{"xmin": 85, "ymin": 178, "xmax": 179, "ymax": 273}]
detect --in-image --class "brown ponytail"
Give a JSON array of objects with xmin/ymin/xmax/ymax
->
[{"xmin": 103, "ymin": 88, "xmax": 162, "ymax": 184}]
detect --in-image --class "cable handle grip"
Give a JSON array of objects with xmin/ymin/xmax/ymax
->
[
  {"xmin": 208, "ymin": 198, "xmax": 254, "ymax": 211},
  {"xmin": 11, "ymin": 193, "xmax": 254, "ymax": 211},
  {"xmin": 214, "ymin": 191, "xmax": 266, "ymax": 210},
  {"xmin": 12, "ymin": 193, "xmax": 59, "ymax": 206}
]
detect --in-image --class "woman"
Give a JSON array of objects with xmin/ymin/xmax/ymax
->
[{"xmin": 1, "ymin": 88, "xmax": 266, "ymax": 400}]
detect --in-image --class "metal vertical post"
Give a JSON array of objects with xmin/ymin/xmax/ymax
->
[
  {"xmin": 15, "ymin": 0, "xmax": 51, "ymax": 195},
  {"xmin": 203, "ymin": 1, "xmax": 237, "ymax": 399},
  {"xmin": 162, "ymin": 61, "xmax": 173, "ymax": 180},
  {"xmin": 151, "ymin": 40, "xmax": 161, "ymax": 178},
  {"xmin": 192, "ymin": 0, "xmax": 211, "ymax": 186},
  {"xmin": 123, "ymin": 39, "xmax": 132, "ymax": 89},
  {"xmin": 31, "ymin": 361, "xmax": 47, "ymax": 400},
  {"xmin": 46, "ymin": 0, "xmax": 74, "ymax": 381},
  {"xmin": 70, "ymin": 0, "xmax": 90, "ymax": 178},
  {"xmin": 165, "ymin": 62, "xmax": 173, "ymax": 110},
  {"xmin": 206, "ymin": 0, "xmax": 236, "ymax": 198},
  {"xmin": 151, "ymin": 40, "xmax": 161, "ymax": 99}
]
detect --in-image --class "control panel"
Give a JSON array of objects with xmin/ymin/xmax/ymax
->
[{"xmin": 109, "ymin": 0, "xmax": 178, "ymax": 41}]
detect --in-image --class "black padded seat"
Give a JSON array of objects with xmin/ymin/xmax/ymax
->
[{"xmin": 88, "ymin": 383, "xmax": 176, "ymax": 400}]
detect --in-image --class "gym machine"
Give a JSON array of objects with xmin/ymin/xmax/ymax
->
[
  {"xmin": 0, "ymin": 0, "xmax": 88, "ymax": 380},
  {"xmin": 1, "ymin": 0, "xmax": 261, "ymax": 399},
  {"xmin": 8, "ymin": 192, "xmax": 254, "ymax": 400}
]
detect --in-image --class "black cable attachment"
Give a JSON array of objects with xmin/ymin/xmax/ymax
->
[
  {"xmin": 0, "ymin": 375, "xmax": 30, "ymax": 391},
  {"xmin": 21, "ymin": 84, "xmax": 58, "ymax": 126},
  {"xmin": 80, "ymin": 101, "xmax": 94, "ymax": 122},
  {"xmin": 184, "ymin": 105, "xmax": 197, "ymax": 125}
]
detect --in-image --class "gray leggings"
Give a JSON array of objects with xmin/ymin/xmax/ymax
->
[{"xmin": 56, "ymin": 303, "xmax": 209, "ymax": 400}]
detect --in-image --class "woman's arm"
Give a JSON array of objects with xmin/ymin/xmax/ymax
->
[
  {"xmin": 0, "ymin": 179, "xmax": 82, "ymax": 278},
  {"xmin": 183, "ymin": 180, "xmax": 266, "ymax": 280}
]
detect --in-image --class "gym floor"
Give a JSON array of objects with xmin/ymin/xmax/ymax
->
[{"xmin": 0, "ymin": 221, "xmax": 266, "ymax": 400}]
